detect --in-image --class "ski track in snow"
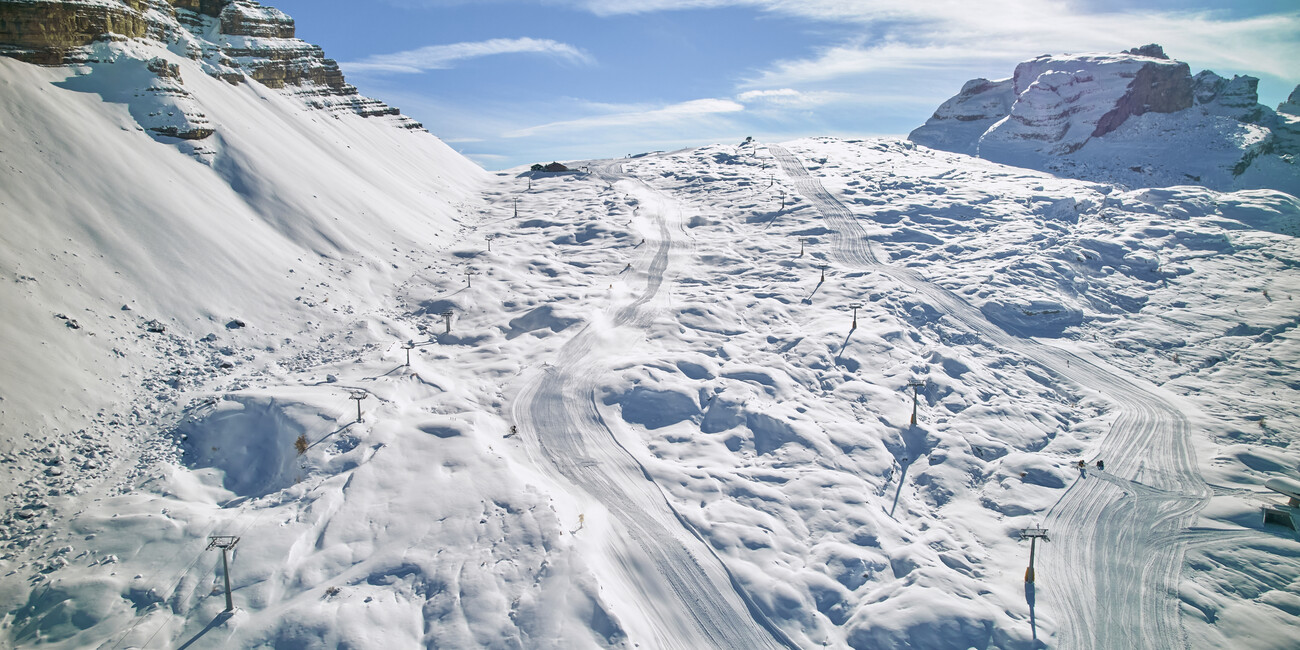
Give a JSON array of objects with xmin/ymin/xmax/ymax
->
[
  {"xmin": 511, "ymin": 162, "xmax": 792, "ymax": 649},
  {"xmin": 768, "ymin": 145, "xmax": 1213, "ymax": 649}
]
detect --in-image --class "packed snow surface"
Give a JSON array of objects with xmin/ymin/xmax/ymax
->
[{"xmin": 2, "ymin": 61, "xmax": 1300, "ymax": 649}]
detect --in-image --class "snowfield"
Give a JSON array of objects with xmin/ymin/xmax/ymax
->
[{"xmin": 3, "ymin": 58, "xmax": 1300, "ymax": 649}]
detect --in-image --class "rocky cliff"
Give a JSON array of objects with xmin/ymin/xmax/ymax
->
[
  {"xmin": 0, "ymin": 0, "xmax": 419, "ymax": 140},
  {"xmin": 909, "ymin": 45, "xmax": 1299, "ymax": 194}
]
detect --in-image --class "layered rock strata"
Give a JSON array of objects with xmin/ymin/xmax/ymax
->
[{"xmin": 0, "ymin": 0, "xmax": 421, "ymax": 140}]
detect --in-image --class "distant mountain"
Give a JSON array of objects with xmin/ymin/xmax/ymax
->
[{"xmin": 909, "ymin": 44, "xmax": 1300, "ymax": 194}]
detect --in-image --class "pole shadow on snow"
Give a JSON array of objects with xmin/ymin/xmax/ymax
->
[
  {"xmin": 176, "ymin": 610, "xmax": 234, "ymax": 650},
  {"xmin": 308, "ymin": 421, "xmax": 356, "ymax": 451},
  {"xmin": 761, "ymin": 208, "xmax": 784, "ymax": 230},
  {"xmin": 1025, "ymin": 581, "xmax": 1040, "ymax": 646},
  {"xmin": 802, "ymin": 279, "xmax": 824, "ymax": 304},
  {"xmin": 366, "ymin": 365, "xmax": 410, "ymax": 381},
  {"xmin": 835, "ymin": 325, "xmax": 857, "ymax": 359},
  {"xmin": 888, "ymin": 461, "xmax": 910, "ymax": 519},
  {"xmin": 888, "ymin": 424, "xmax": 931, "ymax": 519}
]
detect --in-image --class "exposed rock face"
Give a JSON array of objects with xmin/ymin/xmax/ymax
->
[
  {"xmin": 973, "ymin": 50, "xmax": 1192, "ymax": 159},
  {"xmin": 1279, "ymin": 85, "xmax": 1300, "ymax": 117},
  {"xmin": 907, "ymin": 78, "xmax": 1014, "ymax": 156},
  {"xmin": 0, "ymin": 0, "xmax": 422, "ymax": 141},
  {"xmin": 1091, "ymin": 58, "xmax": 1192, "ymax": 137},
  {"xmin": 0, "ymin": 0, "xmax": 149, "ymax": 64},
  {"xmin": 1193, "ymin": 71, "xmax": 1265, "ymax": 122},
  {"xmin": 909, "ymin": 46, "xmax": 1298, "ymax": 194},
  {"xmin": 1274, "ymin": 85, "xmax": 1300, "ymax": 155}
]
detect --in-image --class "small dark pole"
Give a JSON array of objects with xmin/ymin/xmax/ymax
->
[
  {"xmin": 402, "ymin": 341, "xmax": 414, "ymax": 366},
  {"xmin": 819, "ymin": 264, "xmax": 828, "ymax": 283},
  {"xmin": 486, "ymin": 234, "xmax": 495, "ymax": 252},
  {"xmin": 779, "ymin": 189, "xmax": 786, "ymax": 211},
  {"xmin": 349, "ymin": 391, "xmax": 368, "ymax": 423},
  {"xmin": 206, "ymin": 536, "xmax": 240, "ymax": 612},
  {"xmin": 907, "ymin": 380, "xmax": 926, "ymax": 426},
  {"xmin": 799, "ymin": 237, "xmax": 807, "ymax": 257},
  {"xmin": 465, "ymin": 268, "xmax": 476, "ymax": 287},
  {"xmin": 513, "ymin": 198, "xmax": 519, "ymax": 218},
  {"xmin": 441, "ymin": 310, "xmax": 453, "ymax": 334},
  {"xmin": 1020, "ymin": 527, "xmax": 1050, "ymax": 582},
  {"xmin": 850, "ymin": 302, "xmax": 862, "ymax": 329}
]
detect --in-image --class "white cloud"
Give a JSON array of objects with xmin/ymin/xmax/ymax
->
[
  {"xmin": 341, "ymin": 37, "xmax": 594, "ymax": 75},
  {"xmin": 504, "ymin": 98, "xmax": 744, "ymax": 137},
  {"xmin": 735, "ymin": 88, "xmax": 862, "ymax": 109},
  {"xmin": 540, "ymin": 0, "xmax": 1299, "ymax": 94},
  {"xmin": 736, "ymin": 88, "xmax": 802, "ymax": 102}
]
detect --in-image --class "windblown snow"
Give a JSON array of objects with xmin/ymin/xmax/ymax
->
[{"xmin": 2, "ymin": 31, "xmax": 1300, "ymax": 650}]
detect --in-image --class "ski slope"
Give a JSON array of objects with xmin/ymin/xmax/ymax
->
[
  {"xmin": 511, "ymin": 161, "xmax": 792, "ymax": 649},
  {"xmin": 4, "ymin": 125, "xmax": 1299, "ymax": 648},
  {"xmin": 770, "ymin": 144, "xmax": 1215, "ymax": 648}
]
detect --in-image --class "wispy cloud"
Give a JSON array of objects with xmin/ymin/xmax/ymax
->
[
  {"xmin": 545, "ymin": 0, "xmax": 1300, "ymax": 91},
  {"xmin": 739, "ymin": 10, "xmax": 1300, "ymax": 90},
  {"xmin": 504, "ymin": 98, "xmax": 744, "ymax": 137},
  {"xmin": 341, "ymin": 37, "xmax": 594, "ymax": 75}
]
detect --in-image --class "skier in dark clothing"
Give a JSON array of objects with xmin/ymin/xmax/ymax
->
[{"xmin": 1096, "ymin": 459, "xmax": 1105, "ymax": 471}]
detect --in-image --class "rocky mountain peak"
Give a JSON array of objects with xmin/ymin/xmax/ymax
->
[
  {"xmin": 0, "ymin": 0, "xmax": 421, "ymax": 141},
  {"xmin": 909, "ymin": 45, "xmax": 1298, "ymax": 193},
  {"xmin": 1122, "ymin": 43, "xmax": 1169, "ymax": 59}
]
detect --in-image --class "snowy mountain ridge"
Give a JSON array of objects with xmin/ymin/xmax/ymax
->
[
  {"xmin": 909, "ymin": 44, "xmax": 1300, "ymax": 194},
  {"xmin": 0, "ymin": 0, "xmax": 421, "ymax": 140}
]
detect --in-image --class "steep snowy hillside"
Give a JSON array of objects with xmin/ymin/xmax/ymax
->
[
  {"xmin": 0, "ymin": 0, "xmax": 485, "ymax": 617},
  {"xmin": 909, "ymin": 45, "xmax": 1300, "ymax": 195}
]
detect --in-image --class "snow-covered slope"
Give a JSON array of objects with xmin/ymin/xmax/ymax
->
[
  {"xmin": 0, "ymin": 0, "xmax": 486, "ymax": 618},
  {"xmin": 3, "ymin": 10, "xmax": 1300, "ymax": 649},
  {"xmin": 5, "ymin": 125, "xmax": 1300, "ymax": 647},
  {"xmin": 909, "ymin": 45, "xmax": 1300, "ymax": 195}
]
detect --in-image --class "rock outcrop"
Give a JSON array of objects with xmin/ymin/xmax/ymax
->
[
  {"xmin": 1274, "ymin": 86, "xmax": 1300, "ymax": 156},
  {"xmin": 909, "ymin": 45, "xmax": 1299, "ymax": 194},
  {"xmin": 0, "ymin": 0, "xmax": 421, "ymax": 142},
  {"xmin": 908, "ymin": 78, "xmax": 1014, "ymax": 156}
]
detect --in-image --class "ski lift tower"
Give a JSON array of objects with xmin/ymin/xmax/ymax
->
[
  {"xmin": 349, "ymin": 391, "xmax": 368, "ymax": 423},
  {"xmin": 206, "ymin": 535, "xmax": 240, "ymax": 612},
  {"xmin": 907, "ymin": 380, "xmax": 926, "ymax": 426},
  {"xmin": 1019, "ymin": 527, "xmax": 1050, "ymax": 583}
]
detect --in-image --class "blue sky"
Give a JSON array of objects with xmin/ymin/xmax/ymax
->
[{"xmin": 269, "ymin": 0, "xmax": 1300, "ymax": 170}]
